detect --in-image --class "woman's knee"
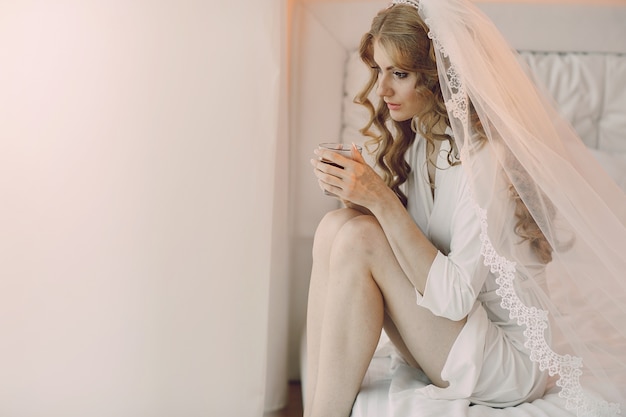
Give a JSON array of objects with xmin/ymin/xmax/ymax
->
[
  {"xmin": 317, "ymin": 208, "xmax": 363, "ymax": 234},
  {"xmin": 330, "ymin": 214, "xmax": 386, "ymax": 261},
  {"xmin": 322, "ymin": 215, "xmax": 387, "ymax": 293},
  {"xmin": 312, "ymin": 208, "xmax": 362, "ymax": 256}
]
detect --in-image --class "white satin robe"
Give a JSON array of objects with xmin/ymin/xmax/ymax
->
[{"xmin": 402, "ymin": 134, "xmax": 549, "ymax": 406}]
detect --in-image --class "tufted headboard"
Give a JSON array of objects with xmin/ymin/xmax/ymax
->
[{"xmin": 288, "ymin": 0, "xmax": 626, "ymax": 379}]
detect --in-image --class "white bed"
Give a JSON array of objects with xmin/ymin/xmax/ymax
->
[{"xmin": 290, "ymin": 1, "xmax": 626, "ymax": 415}]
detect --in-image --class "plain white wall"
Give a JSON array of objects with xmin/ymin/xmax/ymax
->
[{"xmin": 0, "ymin": 1, "xmax": 288, "ymax": 416}]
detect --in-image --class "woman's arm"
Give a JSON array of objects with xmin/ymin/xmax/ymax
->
[{"xmin": 368, "ymin": 188, "xmax": 437, "ymax": 294}]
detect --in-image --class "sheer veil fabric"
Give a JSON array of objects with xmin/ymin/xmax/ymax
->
[{"xmin": 390, "ymin": 0, "xmax": 626, "ymax": 416}]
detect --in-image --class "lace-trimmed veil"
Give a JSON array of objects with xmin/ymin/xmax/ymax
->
[{"xmin": 391, "ymin": 0, "xmax": 626, "ymax": 415}]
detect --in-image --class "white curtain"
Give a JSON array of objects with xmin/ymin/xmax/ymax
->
[{"xmin": 0, "ymin": 0, "xmax": 289, "ymax": 416}]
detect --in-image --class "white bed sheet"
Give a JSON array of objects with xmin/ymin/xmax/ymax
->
[{"xmin": 353, "ymin": 336, "xmax": 573, "ymax": 417}]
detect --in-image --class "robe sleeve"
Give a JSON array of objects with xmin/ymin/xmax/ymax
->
[{"xmin": 414, "ymin": 175, "xmax": 487, "ymax": 321}]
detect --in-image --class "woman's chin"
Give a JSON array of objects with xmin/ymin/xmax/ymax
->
[{"xmin": 389, "ymin": 113, "xmax": 412, "ymax": 122}]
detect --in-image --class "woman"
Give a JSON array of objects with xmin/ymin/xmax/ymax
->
[{"xmin": 306, "ymin": 1, "xmax": 626, "ymax": 417}]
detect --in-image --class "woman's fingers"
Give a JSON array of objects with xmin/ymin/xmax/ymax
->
[
  {"xmin": 310, "ymin": 157, "xmax": 344, "ymax": 178},
  {"xmin": 311, "ymin": 146, "xmax": 374, "ymax": 201},
  {"xmin": 313, "ymin": 148, "xmax": 354, "ymax": 170},
  {"xmin": 350, "ymin": 143, "xmax": 365, "ymax": 163},
  {"xmin": 310, "ymin": 158, "xmax": 345, "ymax": 192}
]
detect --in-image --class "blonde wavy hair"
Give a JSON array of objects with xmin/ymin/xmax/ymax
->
[{"xmin": 356, "ymin": 5, "xmax": 552, "ymax": 263}]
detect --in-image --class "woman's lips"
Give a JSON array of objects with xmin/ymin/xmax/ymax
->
[{"xmin": 387, "ymin": 103, "xmax": 401, "ymax": 111}]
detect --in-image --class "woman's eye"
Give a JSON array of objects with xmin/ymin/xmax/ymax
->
[{"xmin": 393, "ymin": 71, "xmax": 408, "ymax": 79}]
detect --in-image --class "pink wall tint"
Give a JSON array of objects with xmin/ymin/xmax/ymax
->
[{"xmin": 0, "ymin": 1, "xmax": 288, "ymax": 416}]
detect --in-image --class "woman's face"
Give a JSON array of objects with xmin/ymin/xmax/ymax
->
[{"xmin": 372, "ymin": 40, "xmax": 423, "ymax": 122}]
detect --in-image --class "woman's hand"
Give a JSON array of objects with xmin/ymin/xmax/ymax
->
[{"xmin": 310, "ymin": 143, "xmax": 393, "ymax": 211}]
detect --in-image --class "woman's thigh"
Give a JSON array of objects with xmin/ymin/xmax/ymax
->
[{"xmin": 333, "ymin": 214, "xmax": 466, "ymax": 387}]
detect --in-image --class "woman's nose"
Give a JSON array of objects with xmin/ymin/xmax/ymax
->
[{"xmin": 376, "ymin": 76, "xmax": 391, "ymax": 97}]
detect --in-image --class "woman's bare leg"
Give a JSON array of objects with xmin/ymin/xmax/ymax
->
[
  {"xmin": 306, "ymin": 213, "xmax": 384, "ymax": 417},
  {"xmin": 304, "ymin": 208, "xmax": 366, "ymax": 416},
  {"xmin": 304, "ymin": 211, "xmax": 466, "ymax": 417}
]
